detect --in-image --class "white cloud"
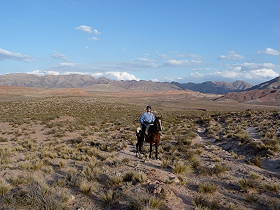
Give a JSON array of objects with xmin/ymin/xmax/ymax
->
[
  {"xmin": 117, "ymin": 57, "xmax": 160, "ymax": 69},
  {"xmin": 75, "ymin": 25, "xmax": 101, "ymax": 35},
  {"xmin": 259, "ymin": 48, "xmax": 279, "ymax": 56},
  {"xmin": 179, "ymin": 62, "xmax": 279, "ymax": 83},
  {"xmin": 0, "ymin": 48, "xmax": 32, "ymax": 62},
  {"xmin": 59, "ymin": 62, "xmax": 76, "ymax": 67},
  {"xmin": 75, "ymin": 25, "xmax": 93, "ymax": 33},
  {"xmin": 64, "ymin": 71, "xmax": 87, "ymax": 75},
  {"xmin": 28, "ymin": 70, "xmax": 60, "ymax": 76},
  {"xmin": 91, "ymin": 72, "xmax": 104, "ymax": 77},
  {"xmin": 27, "ymin": 70, "xmax": 139, "ymax": 81},
  {"xmin": 213, "ymin": 62, "xmax": 279, "ymax": 79},
  {"xmin": 136, "ymin": 57, "xmax": 156, "ymax": 62},
  {"xmin": 190, "ymin": 72, "xmax": 204, "ymax": 78},
  {"xmin": 165, "ymin": 59, "xmax": 202, "ymax": 66},
  {"xmin": 103, "ymin": 72, "xmax": 139, "ymax": 80},
  {"xmin": 89, "ymin": 36, "xmax": 100, "ymax": 40},
  {"xmin": 233, "ymin": 62, "xmax": 276, "ymax": 71},
  {"xmin": 92, "ymin": 29, "xmax": 101, "ymax": 35},
  {"xmin": 51, "ymin": 53, "xmax": 69, "ymax": 61},
  {"xmin": 219, "ymin": 51, "xmax": 244, "ymax": 60},
  {"xmin": 166, "ymin": 59, "xmax": 189, "ymax": 66},
  {"xmin": 213, "ymin": 71, "xmax": 240, "ymax": 79},
  {"xmin": 250, "ymin": 68, "xmax": 279, "ymax": 78},
  {"xmin": 214, "ymin": 69, "xmax": 279, "ymax": 79},
  {"xmin": 176, "ymin": 53, "xmax": 202, "ymax": 59}
]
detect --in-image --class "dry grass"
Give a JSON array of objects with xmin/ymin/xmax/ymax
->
[
  {"xmin": 123, "ymin": 171, "xmax": 147, "ymax": 184},
  {"xmin": 199, "ymin": 182, "xmax": 218, "ymax": 194},
  {"xmin": 0, "ymin": 179, "xmax": 11, "ymax": 196},
  {"xmin": 0, "ymin": 95, "xmax": 278, "ymax": 210},
  {"xmin": 173, "ymin": 161, "xmax": 193, "ymax": 175}
]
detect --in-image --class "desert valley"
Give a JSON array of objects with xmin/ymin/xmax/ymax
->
[
  {"xmin": 0, "ymin": 1, "xmax": 279, "ymax": 209},
  {"xmin": 0, "ymin": 74, "xmax": 279, "ymax": 210}
]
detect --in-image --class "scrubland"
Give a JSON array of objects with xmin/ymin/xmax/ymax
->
[{"xmin": 0, "ymin": 95, "xmax": 279, "ymax": 210}]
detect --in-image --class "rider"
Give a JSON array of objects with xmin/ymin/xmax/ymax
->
[{"xmin": 140, "ymin": 105, "xmax": 155, "ymax": 136}]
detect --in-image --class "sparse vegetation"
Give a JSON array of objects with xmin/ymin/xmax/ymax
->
[
  {"xmin": 199, "ymin": 182, "xmax": 218, "ymax": 193},
  {"xmin": 0, "ymin": 95, "xmax": 278, "ymax": 210},
  {"xmin": 123, "ymin": 171, "xmax": 147, "ymax": 184},
  {"xmin": 174, "ymin": 161, "xmax": 193, "ymax": 175}
]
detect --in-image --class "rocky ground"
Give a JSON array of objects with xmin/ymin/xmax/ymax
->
[{"xmin": 0, "ymin": 96, "xmax": 279, "ymax": 210}]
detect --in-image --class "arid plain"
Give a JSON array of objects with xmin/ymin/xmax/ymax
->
[{"xmin": 0, "ymin": 87, "xmax": 279, "ymax": 210}]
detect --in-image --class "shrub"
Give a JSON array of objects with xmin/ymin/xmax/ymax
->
[
  {"xmin": 193, "ymin": 195, "xmax": 220, "ymax": 210},
  {"xmin": 79, "ymin": 180, "xmax": 96, "ymax": 194},
  {"xmin": 173, "ymin": 161, "xmax": 193, "ymax": 175},
  {"xmin": 145, "ymin": 196, "xmax": 163, "ymax": 209},
  {"xmin": 245, "ymin": 193, "xmax": 258, "ymax": 203},
  {"xmin": 0, "ymin": 179, "xmax": 11, "ymax": 196},
  {"xmin": 262, "ymin": 183, "xmax": 280, "ymax": 193},
  {"xmin": 199, "ymin": 183, "xmax": 218, "ymax": 193},
  {"xmin": 109, "ymin": 175, "xmax": 123, "ymax": 186},
  {"xmin": 249, "ymin": 156, "xmax": 262, "ymax": 168},
  {"xmin": 123, "ymin": 171, "xmax": 147, "ymax": 184},
  {"xmin": 101, "ymin": 190, "xmax": 120, "ymax": 208},
  {"xmin": 5, "ymin": 181, "xmax": 67, "ymax": 210},
  {"xmin": 239, "ymin": 178, "xmax": 258, "ymax": 191},
  {"xmin": 0, "ymin": 148, "xmax": 11, "ymax": 164}
]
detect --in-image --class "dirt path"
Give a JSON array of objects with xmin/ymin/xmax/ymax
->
[
  {"xmin": 116, "ymin": 127, "xmax": 279, "ymax": 210},
  {"xmin": 118, "ymin": 143, "xmax": 193, "ymax": 210},
  {"xmin": 246, "ymin": 127, "xmax": 261, "ymax": 140},
  {"xmin": 197, "ymin": 126, "xmax": 280, "ymax": 179}
]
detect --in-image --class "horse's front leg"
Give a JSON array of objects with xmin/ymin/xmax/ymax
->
[
  {"xmin": 136, "ymin": 141, "xmax": 139, "ymax": 157},
  {"xmin": 149, "ymin": 142, "xmax": 152, "ymax": 158},
  {"xmin": 155, "ymin": 144, "xmax": 158, "ymax": 160},
  {"xmin": 139, "ymin": 136, "xmax": 144, "ymax": 153}
]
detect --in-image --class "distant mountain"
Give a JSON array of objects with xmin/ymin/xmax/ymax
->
[
  {"xmin": 217, "ymin": 77, "xmax": 280, "ymax": 106},
  {"xmin": 0, "ymin": 73, "xmax": 111, "ymax": 88},
  {"xmin": 245, "ymin": 76, "xmax": 280, "ymax": 91},
  {"xmin": 171, "ymin": 80, "xmax": 252, "ymax": 94},
  {"xmin": 0, "ymin": 73, "xmax": 180, "ymax": 92}
]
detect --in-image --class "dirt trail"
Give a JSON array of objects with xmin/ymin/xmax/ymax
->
[
  {"xmin": 246, "ymin": 127, "xmax": 261, "ymax": 140},
  {"xmin": 118, "ymin": 143, "xmax": 193, "ymax": 210},
  {"xmin": 116, "ymin": 127, "xmax": 280, "ymax": 210},
  {"xmin": 246, "ymin": 127, "xmax": 280, "ymax": 175},
  {"xmin": 197, "ymin": 126, "xmax": 280, "ymax": 179}
]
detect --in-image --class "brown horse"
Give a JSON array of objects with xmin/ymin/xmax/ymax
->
[{"xmin": 136, "ymin": 116, "xmax": 162, "ymax": 159}]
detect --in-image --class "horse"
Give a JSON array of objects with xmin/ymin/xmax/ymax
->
[{"xmin": 136, "ymin": 116, "xmax": 162, "ymax": 159}]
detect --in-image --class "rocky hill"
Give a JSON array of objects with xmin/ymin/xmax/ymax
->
[
  {"xmin": 217, "ymin": 77, "xmax": 280, "ymax": 106},
  {"xmin": 245, "ymin": 76, "xmax": 280, "ymax": 91},
  {"xmin": 172, "ymin": 80, "xmax": 252, "ymax": 94},
  {"xmin": 0, "ymin": 73, "xmax": 180, "ymax": 92}
]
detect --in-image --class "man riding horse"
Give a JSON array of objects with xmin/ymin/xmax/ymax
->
[
  {"xmin": 140, "ymin": 105, "xmax": 155, "ymax": 137},
  {"xmin": 136, "ymin": 105, "xmax": 162, "ymax": 159}
]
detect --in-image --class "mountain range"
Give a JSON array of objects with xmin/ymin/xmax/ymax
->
[
  {"xmin": 0, "ymin": 73, "xmax": 278, "ymax": 105},
  {"xmin": 172, "ymin": 80, "xmax": 252, "ymax": 94},
  {"xmin": 217, "ymin": 77, "xmax": 279, "ymax": 105},
  {"xmin": 0, "ymin": 73, "xmax": 252, "ymax": 93}
]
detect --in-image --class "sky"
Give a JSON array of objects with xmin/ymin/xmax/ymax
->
[{"xmin": 0, "ymin": 0, "xmax": 279, "ymax": 84}]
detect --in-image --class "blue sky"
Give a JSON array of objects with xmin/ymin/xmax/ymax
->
[{"xmin": 0, "ymin": 0, "xmax": 279, "ymax": 84}]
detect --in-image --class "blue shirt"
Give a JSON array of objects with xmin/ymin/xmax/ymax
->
[{"xmin": 140, "ymin": 112, "xmax": 155, "ymax": 125}]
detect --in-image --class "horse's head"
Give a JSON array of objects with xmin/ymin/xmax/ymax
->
[{"xmin": 154, "ymin": 116, "xmax": 163, "ymax": 132}]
